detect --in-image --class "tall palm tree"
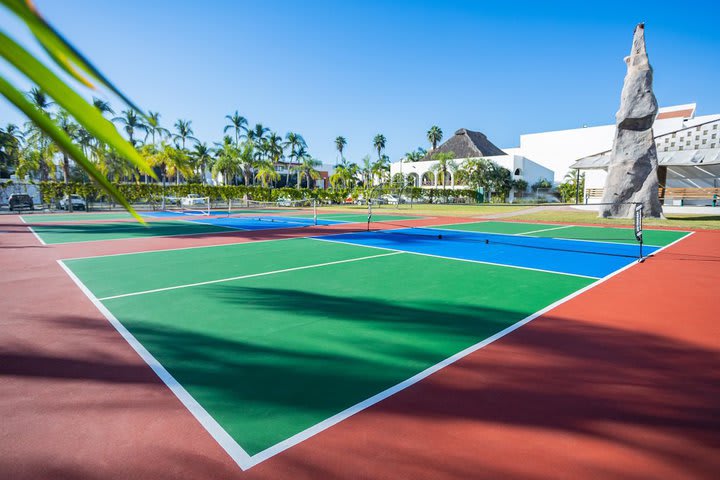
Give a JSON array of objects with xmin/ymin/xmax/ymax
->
[
  {"xmin": 373, "ymin": 134, "xmax": 386, "ymax": 161},
  {"xmin": 371, "ymin": 155, "xmax": 390, "ymax": 185},
  {"xmin": 92, "ymin": 97, "xmax": 114, "ymax": 116},
  {"xmin": 192, "ymin": 142, "xmax": 213, "ymax": 184},
  {"xmin": 144, "ymin": 111, "xmax": 170, "ymax": 145},
  {"xmin": 54, "ymin": 110, "xmax": 79, "ymax": 184},
  {"xmin": 148, "ymin": 142, "xmax": 192, "ymax": 189},
  {"xmin": 224, "ymin": 111, "xmax": 248, "ymax": 147},
  {"xmin": 427, "ymin": 125, "xmax": 443, "ymax": 151},
  {"xmin": 284, "ymin": 132, "xmax": 306, "ymax": 186},
  {"xmin": 264, "ymin": 132, "xmax": 284, "ymax": 186},
  {"xmin": 172, "ymin": 119, "xmax": 198, "ymax": 183},
  {"xmin": 431, "ymin": 151, "xmax": 456, "ymax": 194},
  {"xmin": 335, "ymin": 136, "xmax": 347, "ymax": 164},
  {"xmin": 245, "ymin": 123, "xmax": 269, "ymax": 145},
  {"xmin": 359, "ymin": 155, "xmax": 373, "ymax": 186},
  {"xmin": 26, "ymin": 88, "xmax": 54, "ymax": 180},
  {"xmin": 112, "ymin": 110, "xmax": 147, "ymax": 147},
  {"xmin": 0, "ymin": 124, "xmax": 24, "ymax": 177}
]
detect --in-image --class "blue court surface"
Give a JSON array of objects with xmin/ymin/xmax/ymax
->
[
  {"xmin": 313, "ymin": 228, "xmax": 661, "ymax": 278},
  {"xmin": 188, "ymin": 215, "xmax": 344, "ymax": 230}
]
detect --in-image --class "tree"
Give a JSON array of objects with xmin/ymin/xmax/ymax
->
[
  {"xmin": 359, "ymin": 155, "xmax": 373, "ymax": 186},
  {"xmin": 54, "ymin": 110, "xmax": 79, "ymax": 184},
  {"xmin": 265, "ymin": 132, "xmax": 284, "ymax": 186},
  {"xmin": 144, "ymin": 111, "xmax": 169, "ymax": 145},
  {"xmin": 284, "ymin": 132, "xmax": 306, "ymax": 186},
  {"xmin": 372, "ymin": 134, "xmax": 386, "ymax": 161},
  {"xmin": 427, "ymin": 125, "xmax": 443, "ymax": 151},
  {"xmin": 0, "ymin": 123, "xmax": 23, "ymax": 177},
  {"xmin": 430, "ymin": 151, "xmax": 456, "ymax": 196},
  {"xmin": 255, "ymin": 160, "xmax": 280, "ymax": 187},
  {"xmin": 371, "ymin": 155, "xmax": 391, "ymax": 185},
  {"xmin": 245, "ymin": 123, "xmax": 269, "ymax": 145},
  {"xmin": 112, "ymin": 110, "xmax": 147, "ymax": 147},
  {"xmin": 294, "ymin": 156, "xmax": 321, "ymax": 188},
  {"xmin": 147, "ymin": 142, "xmax": 192, "ymax": 188},
  {"xmin": 212, "ymin": 140, "xmax": 242, "ymax": 185},
  {"xmin": 224, "ymin": 111, "xmax": 248, "ymax": 147},
  {"xmin": 172, "ymin": 119, "xmax": 198, "ymax": 183},
  {"xmin": 557, "ymin": 170, "xmax": 584, "ymax": 203},
  {"xmin": 335, "ymin": 136, "xmax": 347, "ymax": 163},
  {"xmin": 92, "ymin": 98, "xmax": 114, "ymax": 116},
  {"xmin": 192, "ymin": 142, "xmax": 213, "ymax": 184},
  {"xmin": 404, "ymin": 148, "xmax": 426, "ymax": 162},
  {"xmin": 531, "ymin": 178, "xmax": 553, "ymax": 192}
]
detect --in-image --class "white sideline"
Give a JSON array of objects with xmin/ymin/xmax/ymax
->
[
  {"xmin": 97, "ymin": 251, "xmax": 403, "ymax": 301},
  {"xmin": 518, "ymin": 225, "xmax": 574, "ymax": 235},
  {"xmin": 57, "ymin": 230, "xmax": 694, "ymax": 471}
]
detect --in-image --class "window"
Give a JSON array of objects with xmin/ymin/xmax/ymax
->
[
  {"xmin": 712, "ymin": 143, "xmax": 717, "ymax": 148},
  {"xmin": 514, "ymin": 168, "xmax": 521, "ymax": 176},
  {"xmin": 665, "ymin": 137, "xmax": 669, "ymax": 143},
  {"xmin": 686, "ymin": 141, "xmax": 691, "ymax": 145},
  {"xmin": 672, "ymin": 133, "xmax": 676, "ymax": 138},
  {"xmin": 714, "ymin": 124, "xmax": 718, "ymax": 130},
  {"xmin": 671, "ymin": 142, "xmax": 675, "ymax": 147},
  {"xmin": 702, "ymin": 139, "xmax": 707, "ymax": 145},
  {"xmin": 679, "ymin": 146, "xmax": 684, "ymax": 150},
  {"xmin": 713, "ymin": 134, "xmax": 717, "ymax": 139},
  {"xmin": 695, "ymin": 135, "xmax": 700, "ymax": 140},
  {"xmin": 663, "ymin": 147, "xmax": 668, "ymax": 152},
  {"xmin": 697, "ymin": 126, "xmax": 701, "ymax": 131},
  {"xmin": 703, "ymin": 130, "xmax": 708, "ymax": 135}
]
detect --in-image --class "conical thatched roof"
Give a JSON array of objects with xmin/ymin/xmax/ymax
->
[{"xmin": 421, "ymin": 128, "xmax": 506, "ymax": 161}]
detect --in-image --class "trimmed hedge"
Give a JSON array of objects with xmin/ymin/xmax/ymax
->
[{"xmin": 36, "ymin": 182, "xmax": 484, "ymax": 207}]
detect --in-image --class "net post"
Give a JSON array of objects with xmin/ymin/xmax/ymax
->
[
  {"xmin": 313, "ymin": 199, "xmax": 318, "ymax": 226},
  {"xmin": 367, "ymin": 200, "xmax": 372, "ymax": 232},
  {"xmin": 634, "ymin": 203, "xmax": 644, "ymax": 261}
]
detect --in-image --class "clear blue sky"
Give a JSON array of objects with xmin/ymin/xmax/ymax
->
[{"xmin": 1, "ymin": 0, "xmax": 719, "ymax": 164}]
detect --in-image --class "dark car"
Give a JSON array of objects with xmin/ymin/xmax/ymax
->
[{"xmin": 8, "ymin": 194, "xmax": 34, "ymax": 211}]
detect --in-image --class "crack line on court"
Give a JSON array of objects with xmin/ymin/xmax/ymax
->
[{"xmin": 97, "ymin": 251, "xmax": 403, "ymax": 301}]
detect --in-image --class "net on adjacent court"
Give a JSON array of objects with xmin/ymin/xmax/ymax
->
[
  {"xmin": 365, "ymin": 202, "xmax": 646, "ymax": 259},
  {"xmin": 223, "ymin": 198, "xmax": 319, "ymax": 227}
]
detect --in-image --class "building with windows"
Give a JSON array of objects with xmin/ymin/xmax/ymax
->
[{"xmin": 390, "ymin": 128, "xmax": 553, "ymax": 201}]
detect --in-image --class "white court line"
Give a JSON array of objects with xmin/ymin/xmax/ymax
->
[
  {"xmin": 97, "ymin": 251, "xmax": 403, "ymax": 301},
  {"xmin": 18, "ymin": 216, "xmax": 48, "ymax": 246},
  {"xmin": 57, "ymin": 260, "xmax": 254, "ymax": 470},
  {"xmin": 518, "ymin": 225, "xmax": 574, "ymax": 235},
  {"xmin": 57, "ymin": 229, "xmax": 694, "ymax": 471},
  {"xmin": 311, "ymin": 237, "xmax": 600, "ymax": 280}
]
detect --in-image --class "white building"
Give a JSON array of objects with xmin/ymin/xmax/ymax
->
[
  {"xmin": 504, "ymin": 103, "xmax": 720, "ymax": 183},
  {"xmin": 390, "ymin": 128, "xmax": 553, "ymax": 201}
]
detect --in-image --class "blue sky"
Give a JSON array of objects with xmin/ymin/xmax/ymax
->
[{"xmin": 1, "ymin": 0, "xmax": 719, "ymax": 164}]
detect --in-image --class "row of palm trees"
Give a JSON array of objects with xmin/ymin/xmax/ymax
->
[{"xmin": 1, "ymin": 87, "xmax": 450, "ymax": 190}]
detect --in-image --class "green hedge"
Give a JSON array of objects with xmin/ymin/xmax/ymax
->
[{"xmin": 36, "ymin": 182, "xmax": 483, "ymax": 206}]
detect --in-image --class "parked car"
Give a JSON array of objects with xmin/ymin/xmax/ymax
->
[
  {"xmin": 60, "ymin": 194, "xmax": 87, "ymax": 211},
  {"xmin": 8, "ymin": 193, "xmax": 34, "ymax": 211},
  {"xmin": 181, "ymin": 194, "xmax": 205, "ymax": 206},
  {"xmin": 381, "ymin": 194, "xmax": 401, "ymax": 205}
]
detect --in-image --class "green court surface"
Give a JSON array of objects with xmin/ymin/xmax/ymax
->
[
  {"xmin": 31, "ymin": 220, "xmax": 235, "ymax": 244},
  {"xmin": 435, "ymin": 221, "xmax": 688, "ymax": 246},
  {"xmin": 22, "ymin": 212, "xmax": 134, "ymax": 223},
  {"xmin": 294, "ymin": 212, "xmax": 422, "ymax": 222},
  {"xmin": 63, "ymin": 237, "xmax": 593, "ymax": 457}
]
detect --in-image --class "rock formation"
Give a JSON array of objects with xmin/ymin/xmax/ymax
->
[{"xmin": 600, "ymin": 23, "xmax": 663, "ymax": 218}]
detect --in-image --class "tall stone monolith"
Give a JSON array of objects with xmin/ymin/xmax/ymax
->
[{"xmin": 599, "ymin": 23, "xmax": 663, "ymax": 218}]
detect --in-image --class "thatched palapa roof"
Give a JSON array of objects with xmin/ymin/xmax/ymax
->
[{"xmin": 421, "ymin": 128, "xmax": 506, "ymax": 161}]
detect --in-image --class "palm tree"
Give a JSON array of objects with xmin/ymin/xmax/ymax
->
[
  {"xmin": 371, "ymin": 155, "xmax": 390, "ymax": 185},
  {"xmin": 245, "ymin": 123, "xmax": 269, "ymax": 144},
  {"xmin": 284, "ymin": 132, "xmax": 306, "ymax": 186},
  {"xmin": 212, "ymin": 139, "xmax": 242, "ymax": 185},
  {"xmin": 0, "ymin": 124, "xmax": 24, "ymax": 177},
  {"xmin": 26, "ymin": 88, "xmax": 54, "ymax": 180},
  {"xmin": 255, "ymin": 160, "xmax": 280, "ymax": 187},
  {"xmin": 172, "ymin": 119, "xmax": 198, "ymax": 183},
  {"xmin": 148, "ymin": 142, "xmax": 192, "ymax": 188},
  {"xmin": 224, "ymin": 111, "xmax": 248, "ymax": 147},
  {"xmin": 144, "ymin": 111, "xmax": 170, "ymax": 145},
  {"xmin": 192, "ymin": 143, "xmax": 213, "ymax": 184},
  {"xmin": 427, "ymin": 125, "xmax": 443, "ymax": 151},
  {"xmin": 54, "ymin": 110, "xmax": 79, "ymax": 184},
  {"xmin": 112, "ymin": 110, "xmax": 147, "ymax": 147},
  {"xmin": 335, "ymin": 136, "xmax": 347, "ymax": 163},
  {"xmin": 294, "ymin": 156, "xmax": 321, "ymax": 188},
  {"xmin": 372, "ymin": 134, "xmax": 386, "ymax": 161},
  {"xmin": 431, "ymin": 151, "xmax": 456, "ymax": 193},
  {"xmin": 92, "ymin": 97, "xmax": 114, "ymax": 116},
  {"xmin": 359, "ymin": 155, "xmax": 373, "ymax": 186}
]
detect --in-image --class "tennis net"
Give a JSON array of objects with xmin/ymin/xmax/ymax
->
[{"xmin": 365, "ymin": 203, "xmax": 648, "ymax": 259}]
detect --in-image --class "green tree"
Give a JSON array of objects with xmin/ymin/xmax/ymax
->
[
  {"xmin": 372, "ymin": 134, "xmax": 386, "ymax": 161},
  {"xmin": 224, "ymin": 111, "xmax": 248, "ymax": 147},
  {"xmin": 427, "ymin": 125, "xmax": 443, "ymax": 151},
  {"xmin": 192, "ymin": 142, "xmax": 213, "ymax": 184},
  {"xmin": 557, "ymin": 170, "xmax": 584, "ymax": 203},
  {"xmin": 112, "ymin": 109, "xmax": 147, "ymax": 147},
  {"xmin": 431, "ymin": 151, "xmax": 456, "ymax": 195},
  {"xmin": 144, "ymin": 111, "xmax": 169, "ymax": 145},
  {"xmin": 172, "ymin": 119, "xmax": 198, "ymax": 183},
  {"xmin": 0, "ymin": 123, "xmax": 23, "ymax": 177},
  {"xmin": 212, "ymin": 140, "xmax": 242, "ymax": 185},
  {"xmin": 294, "ymin": 156, "xmax": 321, "ymax": 188},
  {"xmin": 255, "ymin": 160, "xmax": 280, "ymax": 187},
  {"xmin": 284, "ymin": 132, "xmax": 306, "ymax": 186},
  {"xmin": 335, "ymin": 135, "xmax": 347, "ymax": 163}
]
